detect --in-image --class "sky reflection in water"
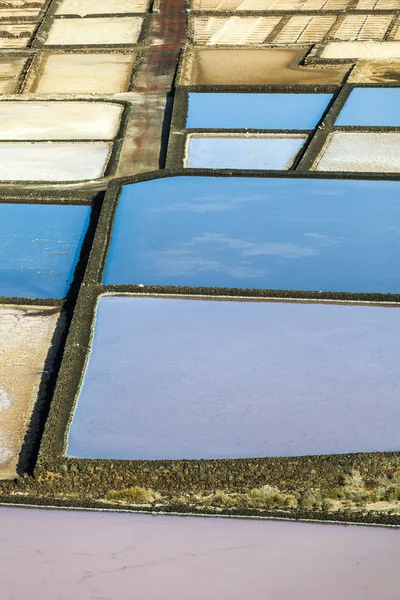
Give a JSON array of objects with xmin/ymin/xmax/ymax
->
[
  {"xmin": 104, "ymin": 176, "xmax": 400, "ymax": 293},
  {"xmin": 67, "ymin": 296, "xmax": 400, "ymax": 460},
  {"xmin": 185, "ymin": 135, "xmax": 306, "ymax": 169},
  {"xmin": 0, "ymin": 203, "xmax": 90, "ymax": 298},
  {"xmin": 336, "ymin": 88, "xmax": 400, "ymax": 126},
  {"xmin": 186, "ymin": 92, "xmax": 333, "ymax": 129}
]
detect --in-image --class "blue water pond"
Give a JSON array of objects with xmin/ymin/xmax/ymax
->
[
  {"xmin": 186, "ymin": 92, "xmax": 333, "ymax": 130},
  {"xmin": 67, "ymin": 296, "xmax": 400, "ymax": 460},
  {"xmin": 103, "ymin": 176, "xmax": 400, "ymax": 294},
  {"xmin": 0, "ymin": 203, "xmax": 90, "ymax": 298},
  {"xmin": 185, "ymin": 135, "xmax": 307, "ymax": 170},
  {"xmin": 336, "ymin": 88, "xmax": 400, "ymax": 127}
]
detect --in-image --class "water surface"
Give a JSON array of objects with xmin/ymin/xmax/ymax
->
[
  {"xmin": 186, "ymin": 92, "xmax": 332, "ymax": 129},
  {"xmin": 0, "ymin": 203, "xmax": 90, "ymax": 298},
  {"xmin": 337, "ymin": 88, "xmax": 400, "ymax": 126},
  {"xmin": 104, "ymin": 176, "xmax": 400, "ymax": 293},
  {"xmin": 0, "ymin": 507, "xmax": 399, "ymax": 600},
  {"xmin": 68, "ymin": 296, "xmax": 400, "ymax": 460},
  {"xmin": 185, "ymin": 135, "xmax": 306, "ymax": 169},
  {"xmin": 184, "ymin": 47, "xmax": 348, "ymax": 86}
]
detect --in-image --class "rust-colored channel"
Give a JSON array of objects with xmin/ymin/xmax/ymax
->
[{"xmin": 117, "ymin": 0, "xmax": 187, "ymax": 176}]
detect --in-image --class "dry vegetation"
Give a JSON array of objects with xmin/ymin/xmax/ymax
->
[
  {"xmin": 101, "ymin": 470, "xmax": 400, "ymax": 516},
  {"xmin": 106, "ymin": 486, "xmax": 161, "ymax": 504}
]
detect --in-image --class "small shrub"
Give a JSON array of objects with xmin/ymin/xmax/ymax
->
[
  {"xmin": 106, "ymin": 486, "xmax": 157, "ymax": 504},
  {"xmin": 321, "ymin": 487, "xmax": 346, "ymax": 500},
  {"xmin": 383, "ymin": 486, "xmax": 400, "ymax": 502},
  {"xmin": 209, "ymin": 491, "xmax": 237, "ymax": 508},
  {"xmin": 342, "ymin": 470, "xmax": 364, "ymax": 490},
  {"xmin": 321, "ymin": 498, "xmax": 334, "ymax": 512},
  {"xmin": 345, "ymin": 490, "xmax": 370, "ymax": 503},
  {"xmin": 299, "ymin": 490, "xmax": 322, "ymax": 510},
  {"xmin": 283, "ymin": 496, "xmax": 298, "ymax": 509},
  {"xmin": 354, "ymin": 498, "xmax": 368, "ymax": 508},
  {"xmin": 248, "ymin": 485, "xmax": 288, "ymax": 508},
  {"xmin": 171, "ymin": 495, "xmax": 189, "ymax": 505}
]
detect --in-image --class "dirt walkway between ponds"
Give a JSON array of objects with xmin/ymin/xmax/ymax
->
[{"xmin": 116, "ymin": 0, "xmax": 188, "ymax": 177}]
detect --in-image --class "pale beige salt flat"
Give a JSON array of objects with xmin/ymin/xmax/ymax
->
[
  {"xmin": 44, "ymin": 17, "xmax": 144, "ymax": 46},
  {"xmin": 321, "ymin": 41, "xmax": 400, "ymax": 59},
  {"xmin": 273, "ymin": 15, "xmax": 336, "ymax": 43},
  {"xmin": 180, "ymin": 47, "xmax": 349, "ymax": 85},
  {"xmin": 0, "ymin": 8, "xmax": 43, "ymax": 17},
  {"xmin": 315, "ymin": 132, "xmax": 400, "ymax": 172},
  {"xmin": 0, "ymin": 306, "xmax": 59, "ymax": 479},
  {"xmin": 0, "ymin": 0, "xmax": 46, "ymax": 10},
  {"xmin": 192, "ymin": 0, "xmax": 351, "ymax": 8},
  {"xmin": 333, "ymin": 15, "xmax": 393, "ymax": 41},
  {"xmin": 0, "ymin": 56, "xmax": 29, "ymax": 94},
  {"xmin": 357, "ymin": 0, "xmax": 400, "ymax": 7},
  {"xmin": 28, "ymin": 52, "xmax": 136, "ymax": 94},
  {"xmin": 192, "ymin": 0, "xmax": 269, "ymax": 7},
  {"xmin": 389, "ymin": 22, "xmax": 400, "ymax": 41},
  {"xmin": 0, "ymin": 101, "xmax": 123, "ymax": 140},
  {"xmin": 55, "ymin": 0, "xmax": 150, "ymax": 15},
  {"xmin": 0, "ymin": 142, "xmax": 112, "ymax": 181},
  {"xmin": 0, "ymin": 23, "xmax": 36, "ymax": 48},
  {"xmin": 191, "ymin": 17, "xmax": 281, "ymax": 45}
]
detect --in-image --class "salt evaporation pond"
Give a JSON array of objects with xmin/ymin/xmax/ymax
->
[
  {"xmin": 0, "ymin": 203, "xmax": 90, "ymax": 298},
  {"xmin": 185, "ymin": 134, "xmax": 307, "ymax": 169},
  {"xmin": 186, "ymin": 92, "xmax": 332, "ymax": 129},
  {"xmin": 67, "ymin": 296, "xmax": 400, "ymax": 460},
  {"xmin": 336, "ymin": 88, "xmax": 400, "ymax": 126},
  {"xmin": 0, "ymin": 507, "xmax": 399, "ymax": 600},
  {"xmin": 103, "ymin": 176, "xmax": 400, "ymax": 293}
]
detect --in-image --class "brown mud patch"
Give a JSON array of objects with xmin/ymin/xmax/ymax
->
[
  {"xmin": 179, "ymin": 46, "xmax": 349, "ymax": 86},
  {"xmin": 349, "ymin": 60, "xmax": 400, "ymax": 83}
]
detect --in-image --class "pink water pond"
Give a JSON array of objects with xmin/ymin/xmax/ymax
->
[{"xmin": 0, "ymin": 507, "xmax": 399, "ymax": 600}]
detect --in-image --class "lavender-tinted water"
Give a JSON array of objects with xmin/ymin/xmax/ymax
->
[
  {"xmin": 67, "ymin": 296, "xmax": 400, "ymax": 460},
  {"xmin": 0, "ymin": 507, "xmax": 399, "ymax": 600}
]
